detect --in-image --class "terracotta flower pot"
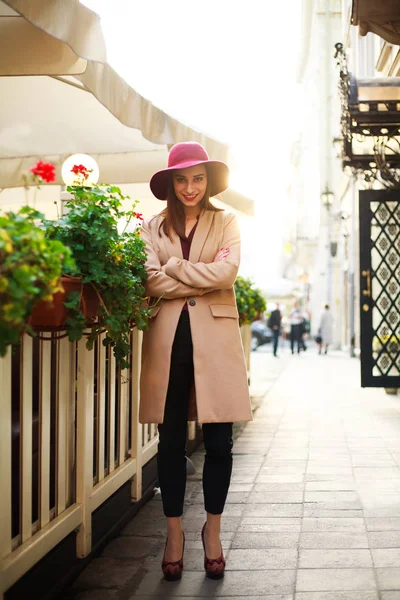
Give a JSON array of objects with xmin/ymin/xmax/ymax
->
[
  {"xmin": 82, "ymin": 283, "xmax": 101, "ymax": 323},
  {"xmin": 28, "ymin": 277, "xmax": 101, "ymax": 331}
]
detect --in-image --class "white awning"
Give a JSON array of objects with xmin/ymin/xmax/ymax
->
[{"xmin": 0, "ymin": 0, "xmax": 236, "ymax": 203}]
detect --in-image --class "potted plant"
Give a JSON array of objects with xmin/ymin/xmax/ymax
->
[
  {"xmin": 234, "ymin": 276, "xmax": 266, "ymax": 326},
  {"xmin": 0, "ymin": 205, "xmax": 75, "ymax": 357},
  {"xmin": 28, "ymin": 274, "xmax": 99, "ymax": 330},
  {"xmin": 40, "ymin": 167, "xmax": 149, "ymax": 368}
]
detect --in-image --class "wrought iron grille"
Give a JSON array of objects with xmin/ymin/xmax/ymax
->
[
  {"xmin": 370, "ymin": 200, "xmax": 400, "ymax": 377},
  {"xmin": 335, "ymin": 42, "xmax": 400, "ymax": 187}
]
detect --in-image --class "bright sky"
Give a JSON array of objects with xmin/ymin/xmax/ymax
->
[{"xmin": 81, "ymin": 0, "xmax": 303, "ymax": 291}]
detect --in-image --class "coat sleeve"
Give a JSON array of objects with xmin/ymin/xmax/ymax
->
[
  {"xmin": 141, "ymin": 218, "xmax": 206, "ymax": 299},
  {"xmin": 164, "ymin": 214, "xmax": 240, "ymax": 290}
]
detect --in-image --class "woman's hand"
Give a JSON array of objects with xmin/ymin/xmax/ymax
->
[{"xmin": 214, "ymin": 247, "xmax": 230, "ymax": 262}]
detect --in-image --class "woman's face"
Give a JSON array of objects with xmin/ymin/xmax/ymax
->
[{"xmin": 172, "ymin": 165, "xmax": 208, "ymax": 210}]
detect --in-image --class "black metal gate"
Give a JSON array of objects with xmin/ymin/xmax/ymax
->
[{"xmin": 359, "ymin": 190, "xmax": 400, "ymax": 387}]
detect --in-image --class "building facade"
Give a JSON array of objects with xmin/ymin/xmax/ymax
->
[
  {"xmin": 289, "ymin": 0, "xmax": 399, "ymax": 353},
  {"xmin": 287, "ymin": 0, "xmax": 344, "ymax": 342}
]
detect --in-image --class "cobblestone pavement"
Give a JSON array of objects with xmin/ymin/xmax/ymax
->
[{"xmin": 60, "ymin": 345, "xmax": 400, "ymax": 600}]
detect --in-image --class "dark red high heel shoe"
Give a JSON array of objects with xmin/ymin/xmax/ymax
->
[
  {"xmin": 162, "ymin": 532, "xmax": 185, "ymax": 581},
  {"xmin": 201, "ymin": 522, "xmax": 226, "ymax": 579}
]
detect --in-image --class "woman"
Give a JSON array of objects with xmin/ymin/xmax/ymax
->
[
  {"xmin": 139, "ymin": 142, "xmax": 252, "ymax": 580},
  {"xmin": 319, "ymin": 304, "xmax": 333, "ymax": 354}
]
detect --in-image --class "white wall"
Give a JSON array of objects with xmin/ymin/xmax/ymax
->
[{"xmin": 0, "ymin": 185, "xmax": 62, "ymax": 218}]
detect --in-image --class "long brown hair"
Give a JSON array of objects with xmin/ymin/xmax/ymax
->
[{"xmin": 159, "ymin": 165, "xmax": 223, "ymax": 240}]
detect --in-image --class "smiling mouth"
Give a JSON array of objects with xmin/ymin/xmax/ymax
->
[{"xmin": 184, "ymin": 195, "xmax": 197, "ymax": 201}]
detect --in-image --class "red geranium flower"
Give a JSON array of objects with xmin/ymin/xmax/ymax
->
[
  {"xmin": 133, "ymin": 212, "xmax": 144, "ymax": 220},
  {"xmin": 71, "ymin": 164, "xmax": 89, "ymax": 179},
  {"xmin": 30, "ymin": 161, "xmax": 56, "ymax": 183}
]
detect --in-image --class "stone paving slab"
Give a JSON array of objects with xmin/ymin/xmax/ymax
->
[
  {"xmin": 257, "ymin": 475, "xmax": 306, "ymax": 483},
  {"xmin": 305, "ymin": 481, "xmax": 357, "ymax": 491},
  {"xmin": 101, "ymin": 536, "xmax": 160, "ymax": 559},
  {"xmin": 132, "ymin": 597, "xmax": 294, "ymax": 600},
  {"xmin": 371, "ymin": 548, "xmax": 400, "ymax": 567},
  {"xmin": 298, "ymin": 548, "xmax": 373, "ymax": 568},
  {"xmin": 296, "ymin": 568, "xmax": 377, "ymax": 591},
  {"xmin": 248, "ymin": 491, "xmax": 304, "ymax": 503},
  {"xmin": 246, "ymin": 504, "xmax": 303, "ymax": 517},
  {"xmin": 299, "ymin": 531, "xmax": 370, "ymax": 549},
  {"xmin": 376, "ymin": 568, "xmax": 400, "ymax": 589},
  {"xmin": 295, "ymin": 593, "xmax": 378, "ymax": 600},
  {"xmin": 302, "ymin": 507, "xmax": 364, "ymax": 518},
  {"xmin": 300, "ymin": 517, "xmax": 366, "ymax": 532},
  {"xmin": 227, "ymin": 548, "xmax": 298, "ymax": 570},
  {"xmin": 254, "ymin": 482, "xmax": 305, "ymax": 491},
  {"xmin": 57, "ymin": 350, "xmax": 400, "ymax": 599},
  {"xmin": 63, "ymin": 592, "xmax": 119, "ymax": 600},
  {"xmin": 68, "ymin": 557, "xmax": 143, "ymax": 589},
  {"xmin": 366, "ymin": 518, "xmax": 400, "ymax": 531},
  {"xmin": 369, "ymin": 531, "xmax": 400, "ymax": 547},
  {"xmin": 238, "ymin": 517, "xmax": 302, "ymax": 532},
  {"xmin": 134, "ymin": 569, "xmax": 296, "ymax": 596},
  {"xmin": 231, "ymin": 531, "xmax": 300, "ymax": 548}
]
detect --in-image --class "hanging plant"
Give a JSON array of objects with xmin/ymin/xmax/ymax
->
[
  {"xmin": 42, "ymin": 173, "xmax": 149, "ymax": 368},
  {"xmin": 0, "ymin": 205, "xmax": 75, "ymax": 357},
  {"xmin": 1, "ymin": 161, "xmax": 150, "ymax": 368}
]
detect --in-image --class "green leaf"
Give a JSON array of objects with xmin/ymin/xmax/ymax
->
[{"xmin": 0, "ymin": 205, "xmax": 73, "ymax": 355}]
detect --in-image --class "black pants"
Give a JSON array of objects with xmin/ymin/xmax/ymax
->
[
  {"xmin": 290, "ymin": 324, "xmax": 302, "ymax": 353},
  {"xmin": 272, "ymin": 329, "xmax": 280, "ymax": 356},
  {"xmin": 157, "ymin": 312, "xmax": 233, "ymax": 517}
]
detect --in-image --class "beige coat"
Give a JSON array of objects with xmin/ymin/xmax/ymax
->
[{"xmin": 139, "ymin": 208, "xmax": 253, "ymax": 425}]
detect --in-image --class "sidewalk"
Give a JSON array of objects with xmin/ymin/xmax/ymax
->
[{"xmin": 60, "ymin": 345, "xmax": 400, "ymax": 600}]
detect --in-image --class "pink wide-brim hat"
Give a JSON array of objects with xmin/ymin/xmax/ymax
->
[{"xmin": 150, "ymin": 141, "xmax": 230, "ymax": 200}]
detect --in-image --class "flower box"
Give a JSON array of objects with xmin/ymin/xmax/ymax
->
[{"xmin": 28, "ymin": 276, "xmax": 100, "ymax": 331}]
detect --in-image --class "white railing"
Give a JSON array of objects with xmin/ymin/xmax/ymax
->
[
  {"xmin": 0, "ymin": 329, "xmax": 159, "ymax": 599},
  {"xmin": 0, "ymin": 324, "xmax": 251, "ymax": 598}
]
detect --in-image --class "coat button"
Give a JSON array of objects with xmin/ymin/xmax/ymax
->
[{"xmin": 189, "ymin": 300, "xmax": 196, "ymax": 306}]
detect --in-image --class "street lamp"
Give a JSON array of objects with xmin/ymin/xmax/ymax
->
[
  {"xmin": 321, "ymin": 185, "xmax": 334, "ymax": 305},
  {"xmin": 61, "ymin": 153, "xmax": 99, "ymax": 186},
  {"xmin": 321, "ymin": 186, "xmax": 334, "ymax": 210}
]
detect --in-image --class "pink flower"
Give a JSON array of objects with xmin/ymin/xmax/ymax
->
[{"xmin": 30, "ymin": 161, "xmax": 56, "ymax": 183}]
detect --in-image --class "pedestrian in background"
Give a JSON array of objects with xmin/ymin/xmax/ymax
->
[
  {"xmin": 299, "ymin": 312, "xmax": 310, "ymax": 352},
  {"xmin": 289, "ymin": 301, "xmax": 303, "ymax": 354},
  {"xmin": 316, "ymin": 331, "xmax": 323, "ymax": 354},
  {"xmin": 268, "ymin": 303, "xmax": 282, "ymax": 357},
  {"xmin": 139, "ymin": 142, "xmax": 253, "ymax": 581},
  {"xmin": 318, "ymin": 304, "xmax": 333, "ymax": 354}
]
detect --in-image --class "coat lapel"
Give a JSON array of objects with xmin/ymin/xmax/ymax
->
[
  {"xmin": 161, "ymin": 226, "xmax": 182, "ymax": 260},
  {"xmin": 189, "ymin": 209, "xmax": 214, "ymax": 263}
]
